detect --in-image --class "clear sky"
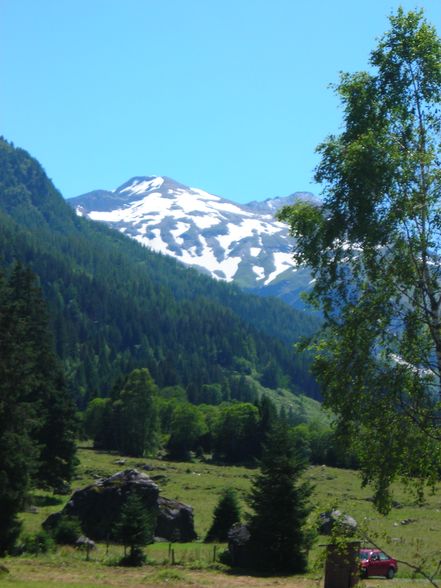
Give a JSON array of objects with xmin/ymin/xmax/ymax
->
[{"xmin": 1, "ymin": 0, "xmax": 440, "ymax": 203}]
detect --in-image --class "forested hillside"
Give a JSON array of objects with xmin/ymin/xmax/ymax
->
[{"xmin": 0, "ymin": 138, "xmax": 320, "ymax": 406}]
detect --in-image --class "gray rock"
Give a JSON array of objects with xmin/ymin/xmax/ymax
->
[
  {"xmin": 138, "ymin": 463, "xmax": 155, "ymax": 471},
  {"xmin": 43, "ymin": 469, "xmax": 196, "ymax": 543},
  {"xmin": 400, "ymin": 518, "xmax": 416, "ymax": 525},
  {"xmin": 227, "ymin": 523, "xmax": 251, "ymax": 566},
  {"xmin": 151, "ymin": 474, "xmax": 168, "ymax": 483},
  {"xmin": 156, "ymin": 497, "xmax": 197, "ymax": 542},
  {"xmin": 319, "ymin": 509, "xmax": 358, "ymax": 535},
  {"xmin": 75, "ymin": 535, "xmax": 96, "ymax": 550}
]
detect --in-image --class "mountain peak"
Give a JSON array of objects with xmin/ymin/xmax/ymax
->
[
  {"xmin": 115, "ymin": 176, "xmax": 164, "ymax": 194},
  {"xmin": 68, "ymin": 177, "xmax": 313, "ymax": 307}
]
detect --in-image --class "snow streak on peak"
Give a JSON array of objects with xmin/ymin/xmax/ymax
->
[{"xmin": 119, "ymin": 176, "xmax": 164, "ymax": 194}]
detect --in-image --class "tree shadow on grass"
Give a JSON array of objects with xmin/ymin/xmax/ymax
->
[
  {"xmin": 30, "ymin": 494, "xmax": 64, "ymax": 507},
  {"xmin": 225, "ymin": 565, "xmax": 301, "ymax": 579}
]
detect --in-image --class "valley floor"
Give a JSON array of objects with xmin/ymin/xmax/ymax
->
[
  {"xmin": 1, "ymin": 445, "xmax": 440, "ymax": 587},
  {"xmin": 0, "ymin": 557, "xmax": 432, "ymax": 588}
]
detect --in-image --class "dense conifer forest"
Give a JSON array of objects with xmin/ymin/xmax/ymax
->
[
  {"xmin": 0, "ymin": 137, "xmax": 320, "ymax": 408},
  {"xmin": 0, "ymin": 137, "xmax": 331, "ymax": 556},
  {"xmin": 0, "ymin": 263, "xmax": 77, "ymax": 554}
]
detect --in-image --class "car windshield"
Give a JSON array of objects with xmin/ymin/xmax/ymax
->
[{"xmin": 359, "ymin": 551, "xmax": 371, "ymax": 560}]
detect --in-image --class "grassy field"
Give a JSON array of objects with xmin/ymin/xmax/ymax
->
[{"xmin": 1, "ymin": 444, "xmax": 440, "ymax": 587}]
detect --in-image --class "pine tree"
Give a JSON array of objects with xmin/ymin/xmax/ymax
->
[
  {"xmin": 246, "ymin": 422, "xmax": 312, "ymax": 573},
  {"xmin": 115, "ymin": 490, "xmax": 155, "ymax": 565},
  {"xmin": 205, "ymin": 488, "xmax": 241, "ymax": 542},
  {"xmin": 0, "ymin": 264, "xmax": 78, "ymax": 554},
  {"xmin": 7, "ymin": 264, "xmax": 77, "ymax": 489},
  {"xmin": 0, "ymin": 269, "xmax": 36, "ymax": 554}
]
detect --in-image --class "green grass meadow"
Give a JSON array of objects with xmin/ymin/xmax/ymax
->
[{"xmin": 1, "ymin": 444, "xmax": 440, "ymax": 587}]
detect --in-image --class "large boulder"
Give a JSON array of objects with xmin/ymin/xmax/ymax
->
[
  {"xmin": 319, "ymin": 509, "xmax": 357, "ymax": 536},
  {"xmin": 227, "ymin": 523, "xmax": 251, "ymax": 567},
  {"xmin": 44, "ymin": 469, "xmax": 196, "ymax": 542},
  {"xmin": 156, "ymin": 497, "xmax": 197, "ymax": 542}
]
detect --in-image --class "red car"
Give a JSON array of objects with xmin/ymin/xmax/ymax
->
[{"xmin": 359, "ymin": 548, "xmax": 398, "ymax": 579}]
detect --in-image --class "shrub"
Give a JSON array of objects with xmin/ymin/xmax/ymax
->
[
  {"xmin": 51, "ymin": 516, "xmax": 82, "ymax": 545},
  {"xmin": 21, "ymin": 530, "xmax": 55, "ymax": 554}
]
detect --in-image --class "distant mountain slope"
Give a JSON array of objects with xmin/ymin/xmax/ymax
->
[
  {"xmin": 0, "ymin": 138, "xmax": 320, "ymax": 406},
  {"xmin": 69, "ymin": 177, "xmax": 316, "ymax": 307}
]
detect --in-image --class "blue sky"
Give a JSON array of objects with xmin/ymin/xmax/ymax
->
[{"xmin": 1, "ymin": 0, "xmax": 440, "ymax": 203}]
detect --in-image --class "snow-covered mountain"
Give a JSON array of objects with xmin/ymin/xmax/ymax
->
[{"xmin": 69, "ymin": 177, "xmax": 316, "ymax": 307}]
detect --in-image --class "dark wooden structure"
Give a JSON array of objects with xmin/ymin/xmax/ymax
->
[{"xmin": 324, "ymin": 541, "xmax": 360, "ymax": 588}]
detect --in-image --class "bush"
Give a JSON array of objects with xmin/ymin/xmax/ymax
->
[
  {"xmin": 21, "ymin": 530, "xmax": 55, "ymax": 554},
  {"xmin": 51, "ymin": 516, "xmax": 82, "ymax": 545}
]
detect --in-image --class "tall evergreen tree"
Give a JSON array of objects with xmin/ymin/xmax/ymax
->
[
  {"xmin": 255, "ymin": 396, "xmax": 278, "ymax": 456},
  {"xmin": 205, "ymin": 488, "xmax": 241, "ymax": 543},
  {"xmin": 7, "ymin": 264, "xmax": 77, "ymax": 489},
  {"xmin": 115, "ymin": 490, "xmax": 155, "ymax": 565},
  {"xmin": 0, "ymin": 264, "xmax": 77, "ymax": 552},
  {"xmin": 0, "ymin": 269, "xmax": 36, "ymax": 554},
  {"xmin": 246, "ymin": 422, "xmax": 312, "ymax": 573}
]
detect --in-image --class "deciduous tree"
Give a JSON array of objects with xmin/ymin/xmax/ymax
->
[
  {"xmin": 118, "ymin": 368, "xmax": 159, "ymax": 457},
  {"xmin": 278, "ymin": 9, "xmax": 441, "ymax": 513}
]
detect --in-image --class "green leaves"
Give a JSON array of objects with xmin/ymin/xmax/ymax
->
[{"xmin": 279, "ymin": 9, "xmax": 441, "ymax": 512}]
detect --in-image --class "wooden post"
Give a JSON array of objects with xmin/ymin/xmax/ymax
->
[
  {"xmin": 213, "ymin": 545, "xmax": 217, "ymax": 562},
  {"xmin": 324, "ymin": 541, "xmax": 360, "ymax": 588}
]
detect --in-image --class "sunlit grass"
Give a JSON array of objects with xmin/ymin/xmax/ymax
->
[{"xmin": 4, "ymin": 443, "xmax": 440, "ymax": 587}]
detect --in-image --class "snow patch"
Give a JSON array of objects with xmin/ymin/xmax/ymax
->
[
  {"xmin": 264, "ymin": 252, "xmax": 296, "ymax": 285},
  {"xmin": 190, "ymin": 187, "xmax": 221, "ymax": 201},
  {"xmin": 191, "ymin": 215, "xmax": 221, "ymax": 230},
  {"xmin": 135, "ymin": 227, "xmax": 170, "ymax": 254},
  {"xmin": 170, "ymin": 221, "xmax": 190, "ymax": 244},
  {"xmin": 120, "ymin": 177, "xmax": 164, "ymax": 194}
]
